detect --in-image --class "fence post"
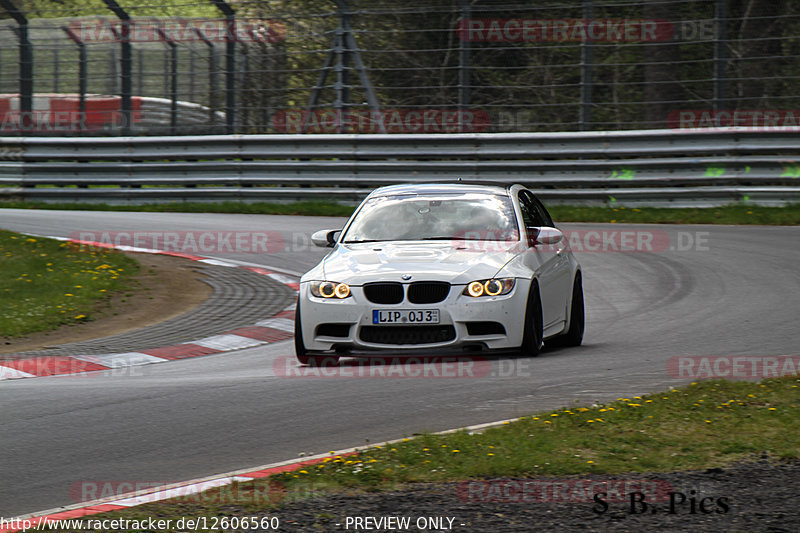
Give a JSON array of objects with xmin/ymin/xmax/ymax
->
[
  {"xmin": 62, "ymin": 26, "xmax": 87, "ymax": 134},
  {"xmin": 193, "ymin": 27, "xmax": 218, "ymax": 126},
  {"xmin": 457, "ymin": 0, "xmax": 471, "ymax": 133},
  {"xmin": 0, "ymin": 0, "xmax": 33, "ymax": 129},
  {"xmin": 579, "ymin": 0, "xmax": 594, "ymax": 131},
  {"xmin": 156, "ymin": 28, "xmax": 178, "ymax": 135},
  {"xmin": 209, "ymin": 0, "xmax": 236, "ymax": 133},
  {"xmin": 713, "ymin": 0, "xmax": 728, "ymax": 112},
  {"xmin": 102, "ymin": 0, "xmax": 132, "ymax": 135}
]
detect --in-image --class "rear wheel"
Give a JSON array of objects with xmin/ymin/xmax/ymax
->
[
  {"xmin": 549, "ymin": 273, "xmax": 584, "ymax": 348},
  {"xmin": 294, "ymin": 298, "xmax": 340, "ymax": 366},
  {"xmin": 518, "ymin": 281, "xmax": 543, "ymax": 357}
]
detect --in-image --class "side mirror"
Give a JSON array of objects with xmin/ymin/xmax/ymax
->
[
  {"xmin": 311, "ymin": 229, "xmax": 341, "ymax": 248},
  {"xmin": 527, "ymin": 226, "xmax": 563, "ymax": 246}
]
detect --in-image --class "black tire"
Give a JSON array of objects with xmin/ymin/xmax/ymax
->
[
  {"xmin": 549, "ymin": 273, "xmax": 584, "ymax": 348},
  {"xmin": 518, "ymin": 281, "xmax": 543, "ymax": 357},
  {"xmin": 294, "ymin": 297, "xmax": 307, "ymax": 359},
  {"xmin": 294, "ymin": 298, "xmax": 340, "ymax": 366}
]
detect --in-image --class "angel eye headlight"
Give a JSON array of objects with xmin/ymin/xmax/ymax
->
[
  {"xmin": 484, "ymin": 279, "xmax": 503, "ymax": 296},
  {"xmin": 467, "ymin": 281, "xmax": 485, "ymax": 297},
  {"xmin": 310, "ymin": 281, "xmax": 351, "ymax": 299},
  {"xmin": 334, "ymin": 283, "xmax": 351, "ymax": 298},
  {"xmin": 463, "ymin": 278, "xmax": 515, "ymax": 297}
]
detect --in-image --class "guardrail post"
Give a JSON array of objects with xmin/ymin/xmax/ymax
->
[
  {"xmin": 1, "ymin": 0, "xmax": 33, "ymax": 130},
  {"xmin": 62, "ymin": 27, "xmax": 87, "ymax": 134},
  {"xmin": 209, "ymin": 0, "xmax": 236, "ymax": 133},
  {"xmin": 101, "ymin": 0, "xmax": 133, "ymax": 135}
]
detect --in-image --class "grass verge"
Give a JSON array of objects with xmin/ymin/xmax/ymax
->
[
  {"xmin": 0, "ymin": 230, "xmax": 139, "ymax": 338},
  {"xmin": 548, "ymin": 203, "xmax": 800, "ymax": 225},
  {"xmin": 49, "ymin": 375, "xmax": 800, "ymax": 531},
  {"xmin": 2, "ymin": 200, "xmax": 800, "ymax": 225}
]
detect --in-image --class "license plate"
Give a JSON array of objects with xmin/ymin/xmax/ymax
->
[{"xmin": 372, "ymin": 309, "xmax": 440, "ymax": 325}]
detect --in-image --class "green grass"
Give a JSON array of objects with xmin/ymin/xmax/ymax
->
[
  {"xmin": 0, "ymin": 230, "xmax": 139, "ymax": 338},
  {"xmin": 264, "ymin": 377, "xmax": 800, "ymax": 492},
  {"xmin": 0, "ymin": 200, "xmax": 356, "ymax": 217},
  {"xmin": 3, "ymin": 200, "xmax": 800, "ymax": 224},
  {"xmin": 548, "ymin": 203, "xmax": 800, "ymax": 225},
  {"xmin": 47, "ymin": 375, "xmax": 800, "ymax": 531}
]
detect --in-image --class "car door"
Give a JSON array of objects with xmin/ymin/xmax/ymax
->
[{"xmin": 518, "ymin": 190, "xmax": 571, "ymax": 330}]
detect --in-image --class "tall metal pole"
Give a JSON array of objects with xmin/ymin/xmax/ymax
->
[
  {"xmin": 209, "ymin": 0, "xmax": 236, "ymax": 133},
  {"xmin": 194, "ymin": 28, "xmax": 218, "ymax": 125},
  {"xmin": 713, "ymin": 0, "xmax": 728, "ymax": 112},
  {"xmin": 337, "ymin": 2, "xmax": 351, "ymax": 133},
  {"xmin": 1, "ymin": 0, "xmax": 33, "ymax": 129},
  {"xmin": 157, "ymin": 28, "xmax": 178, "ymax": 135},
  {"xmin": 303, "ymin": 1, "xmax": 384, "ymax": 134},
  {"xmin": 457, "ymin": 0, "xmax": 471, "ymax": 132},
  {"xmin": 102, "ymin": 0, "xmax": 132, "ymax": 135},
  {"xmin": 579, "ymin": 0, "xmax": 594, "ymax": 131},
  {"xmin": 63, "ymin": 27, "xmax": 87, "ymax": 133}
]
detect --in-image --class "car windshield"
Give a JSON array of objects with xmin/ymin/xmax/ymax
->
[{"xmin": 342, "ymin": 192, "xmax": 519, "ymax": 243}]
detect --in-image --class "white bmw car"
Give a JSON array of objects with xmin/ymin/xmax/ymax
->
[{"xmin": 295, "ymin": 182, "xmax": 583, "ymax": 365}]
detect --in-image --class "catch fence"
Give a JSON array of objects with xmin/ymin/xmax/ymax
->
[{"xmin": 1, "ymin": 0, "xmax": 800, "ymax": 136}]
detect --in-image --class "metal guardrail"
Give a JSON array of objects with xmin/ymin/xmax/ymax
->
[{"xmin": 1, "ymin": 129, "xmax": 800, "ymax": 206}]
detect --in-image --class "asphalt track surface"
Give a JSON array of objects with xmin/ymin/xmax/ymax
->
[{"xmin": 1, "ymin": 209, "xmax": 798, "ymax": 517}]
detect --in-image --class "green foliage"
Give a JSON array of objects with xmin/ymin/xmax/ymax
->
[{"xmin": 6, "ymin": 0, "xmax": 218, "ymax": 18}]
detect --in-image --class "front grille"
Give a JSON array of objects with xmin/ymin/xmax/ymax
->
[
  {"xmin": 359, "ymin": 325, "xmax": 456, "ymax": 345},
  {"xmin": 466, "ymin": 321, "xmax": 506, "ymax": 336},
  {"xmin": 316, "ymin": 323, "xmax": 351, "ymax": 338},
  {"xmin": 363, "ymin": 282, "xmax": 404, "ymax": 304},
  {"xmin": 407, "ymin": 281, "xmax": 450, "ymax": 304}
]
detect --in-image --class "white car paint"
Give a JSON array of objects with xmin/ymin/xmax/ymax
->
[{"xmin": 295, "ymin": 183, "xmax": 581, "ymax": 359}]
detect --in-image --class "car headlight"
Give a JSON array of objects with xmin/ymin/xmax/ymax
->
[
  {"xmin": 310, "ymin": 281, "xmax": 351, "ymax": 299},
  {"xmin": 463, "ymin": 278, "xmax": 515, "ymax": 297}
]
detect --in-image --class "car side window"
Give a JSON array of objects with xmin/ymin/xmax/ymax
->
[
  {"xmin": 529, "ymin": 194, "xmax": 554, "ymax": 227},
  {"xmin": 519, "ymin": 191, "xmax": 546, "ymax": 227}
]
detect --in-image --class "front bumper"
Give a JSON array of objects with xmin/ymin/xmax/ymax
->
[{"xmin": 298, "ymin": 279, "xmax": 531, "ymax": 353}]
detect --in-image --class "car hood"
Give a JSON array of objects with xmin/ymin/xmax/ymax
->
[{"xmin": 310, "ymin": 241, "xmax": 523, "ymax": 285}]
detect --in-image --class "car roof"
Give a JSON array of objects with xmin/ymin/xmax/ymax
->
[{"xmin": 370, "ymin": 181, "xmax": 518, "ymax": 197}]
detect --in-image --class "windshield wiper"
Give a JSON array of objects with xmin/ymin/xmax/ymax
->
[
  {"xmin": 419, "ymin": 236, "xmax": 454, "ymax": 241},
  {"xmin": 343, "ymin": 239, "xmax": 386, "ymax": 244}
]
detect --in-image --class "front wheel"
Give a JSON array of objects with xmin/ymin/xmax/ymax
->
[{"xmin": 518, "ymin": 281, "xmax": 543, "ymax": 357}]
